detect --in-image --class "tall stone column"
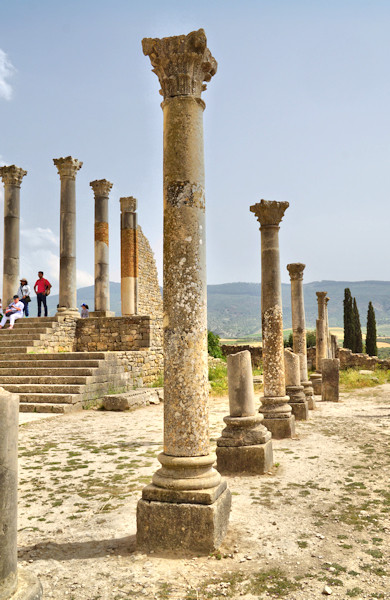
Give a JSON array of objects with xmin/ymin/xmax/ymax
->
[
  {"xmin": 53, "ymin": 156, "xmax": 82, "ymax": 316},
  {"xmin": 325, "ymin": 296, "xmax": 331, "ymax": 357},
  {"xmin": 0, "ymin": 166, "xmax": 27, "ymax": 305},
  {"xmin": 120, "ymin": 197, "xmax": 138, "ymax": 315},
  {"xmin": 250, "ymin": 200, "xmax": 295, "ymax": 439},
  {"xmin": 286, "ymin": 262, "xmax": 315, "ymax": 409},
  {"xmin": 0, "ymin": 388, "xmax": 42, "ymax": 600},
  {"xmin": 137, "ymin": 29, "xmax": 231, "ymax": 554},
  {"xmin": 310, "ymin": 291, "xmax": 327, "ymax": 394},
  {"xmin": 90, "ymin": 179, "xmax": 114, "ymax": 317}
]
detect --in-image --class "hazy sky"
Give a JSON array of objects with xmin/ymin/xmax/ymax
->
[{"xmin": 1, "ymin": 0, "xmax": 389, "ymax": 294}]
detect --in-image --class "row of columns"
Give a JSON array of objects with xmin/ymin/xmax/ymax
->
[{"xmin": 0, "ymin": 162, "xmax": 139, "ymax": 315}]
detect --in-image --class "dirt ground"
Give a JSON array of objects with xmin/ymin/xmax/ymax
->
[{"xmin": 17, "ymin": 385, "xmax": 390, "ymax": 600}]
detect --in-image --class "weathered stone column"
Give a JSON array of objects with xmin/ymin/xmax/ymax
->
[
  {"xmin": 120, "ymin": 197, "xmax": 138, "ymax": 315},
  {"xmin": 90, "ymin": 179, "xmax": 114, "ymax": 317},
  {"xmin": 0, "ymin": 389, "xmax": 42, "ymax": 600},
  {"xmin": 330, "ymin": 334, "xmax": 338, "ymax": 358},
  {"xmin": 0, "ymin": 166, "xmax": 27, "ymax": 305},
  {"xmin": 287, "ymin": 263, "xmax": 315, "ymax": 409},
  {"xmin": 216, "ymin": 350, "xmax": 273, "ymax": 474},
  {"xmin": 284, "ymin": 349, "xmax": 308, "ymax": 420},
  {"xmin": 325, "ymin": 296, "xmax": 331, "ymax": 357},
  {"xmin": 137, "ymin": 29, "xmax": 231, "ymax": 554},
  {"xmin": 53, "ymin": 156, "xmax": 82, "ymax": 316},
  {"xmin": 322, "ymin": 358, "xmax": 340, "ymax": 402},
  {"xmin": 250, "ymin": 200, "xmax": 295, "ymax": 439},
  {"xmin": 310, "ymin": 291, "xmax": 327, "ymax": 394}
]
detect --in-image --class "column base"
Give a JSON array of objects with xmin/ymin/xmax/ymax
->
[
  {"xmin": 56, "ymin": 307, "xmax": 80, "ymax": 317},
  {"xmin": 89, "ymin": 311, "xmax": 115, "ymax": 318},
  {"xmin": 310, "ymin": 372, "xmax": 322, "ymax": 395},
  {"xmin": 302, "ymin": 381, "xmax": 316, "ymax": 409},
  {"xmin": 10, "ymin": 568, "xmax": 42, "ymax": 600},
  {"xmin": 137, "ymin": 485, "xmax": 231, "ymax": 554},
  {"xmin": 262, "ymin": 415, "xmax": 295, "ymax": 439},
  {"xmin": 286, "ymin": 385, "xmax": 309, "ymax": 421},
  {"xmin": 216, "ymin": 440, "xmax": 273, "ymax": 475}
]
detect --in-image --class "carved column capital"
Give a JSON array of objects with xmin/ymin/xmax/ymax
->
[
  {"xmin": 142, "ymin": 28, "xmax": 217, "ymax": 100},
  {"xmin": 0, "ymin": 165, "xmax": 27, "ymax": 187},
  {"xmin": 53, "ymin": 156, "xmax": 83, "ymax": 180},
  {"xmin": 325, "ymin": 296, "xmax": 330, "ymax": 305},
  {"xmin": 120, "ymin": 196, "xmax": 137, "ymax": 213},
  {"xmin": 316, "ymin": 291, "xmax": 328, "ymax": 303},
  {"xmin": 287, "ymin": 263, "xmax": 306, "ymax": 281},
  {"xmin": 250, "ymin": 199, "xmax": 289, "ymax": 228},
  {"xmin": 90, "ymin": 179, "xmax": 113, "ymax": 198}
]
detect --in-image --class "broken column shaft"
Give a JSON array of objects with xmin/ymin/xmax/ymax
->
[
  {"xmin": 137, "ymin": 28, "xmax": 231, "ymax": 554},
  {"xmin": 120, "ymin": 197, "xmax": 138, "ymax": 315},
  {"xmin": 216, "ymin": 350, "xmax": 273, "ymax": 474},
  {"xmin": 284, "ymin": 349, "xmax": 308, "ymax": 420},
  {"xmin": 0, "ymin": 166, "xmax": 27, "ymax": 306},
  {"xmin": 250, "ymin": 200, "xmax": 295, "ymax": 439}
]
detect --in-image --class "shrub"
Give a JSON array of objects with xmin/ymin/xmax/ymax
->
[{"xmin": 208, "ymin": 330, "xmax": 223, "ymax": 358}]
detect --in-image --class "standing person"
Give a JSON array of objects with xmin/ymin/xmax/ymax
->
[
  {"xmin": 80, "ymin": 303, "xmax": 89, "ymax": 318},
  {"xmin": 34, "ymin": 271, "xmax": 51, "ymax": 317},
  {"xmin": 0, "ymin": 295, "xmax": 24, "ymax": 329},
  {"xmin": 17, "ymin": 278, "xmax": 31, "ymax": 317}
]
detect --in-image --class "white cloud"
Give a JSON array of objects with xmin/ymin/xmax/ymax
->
[
  {"xmin": 76, "ymin": 269, "xmax": 94, "ymax": 288},
  {"xmin": 0, "ymin": 50, "xmax": 15, "ymax": 101}
]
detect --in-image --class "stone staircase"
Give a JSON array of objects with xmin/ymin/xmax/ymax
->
[{"xmin": 0, "ymin": 318, "xmax": 131, "ymax": 413}]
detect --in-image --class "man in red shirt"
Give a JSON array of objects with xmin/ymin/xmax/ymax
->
[{"xmin": 34, "ymin": 271, "xmax": 51, "ymax": 317}]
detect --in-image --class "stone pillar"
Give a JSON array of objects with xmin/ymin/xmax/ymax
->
[
  {"xmin": 120, "ymin": 197, "xmax": 138, "ymax": 316},
  {"xmin": 310, "ymin": 291, "xmax": 327, "ymax": 395},
  {"xmin": 250, "ymin": 200, "xmax": 295, "ymax": 439},
  {"xmin": 284, "ymin": 349, "xmax": 308, "ymax": 420},
  {"xmin": 90, "ymin": 179, "xmax": 114, "ymax": 317},
  {"xmin": 325, "ymin": 296, "xmax": 331, "ymax": 357},
  {"xmin": 0, "ymin": 166, "xmax": 27, "ymax": 305},
  {"xmin": 53, "ymin": 156, "xmax": 83, "ymax": 316},
  {"xmin": 287, "ymin": 262, "xmax": 315, "ymax": 409},
  {"xmin": 216, "ymin": 350, "xmax": 273, "ymax": 474},
  {"xmin": 330, "ymin": 334, "xmax": 338, "ymax": 358},
  {"xmin": 322, "ymin": 358, "xmax": 340, "ymax": 402},
  {"xmin": 0, "ymin": 389, "xmax": 42, "ymax": 600},
  {"xmin": 137, "ymin": 29, "xmax": 231, "ymax": 554}
]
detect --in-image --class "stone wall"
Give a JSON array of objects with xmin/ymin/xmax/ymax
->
[
  {"xmin": 221, "ymin": 345, "xmax": 263, "ymax": 368},
  {"xmin": 75, "ymin": 316, "xmax": 163, "ymax": 352},
  {"xmin": 32, "ymin": 316, "xmax": 78, "ymax": 353},
  {"xmin": 338, "ymin": 348, "xmax": 390, "ymax": 371},
  {"xmin": 137, "ymin": 226, "xmax": 163, "ymax": 318}
]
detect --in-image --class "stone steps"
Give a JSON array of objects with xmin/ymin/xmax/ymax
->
[{"xmin": 0, "ymin": 321, "xmax": 131, "ymax": 413}]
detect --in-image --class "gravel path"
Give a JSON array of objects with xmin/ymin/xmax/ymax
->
[{"xmin": 17, "ymin": 385, "xmax": 390, "ymax": 599}]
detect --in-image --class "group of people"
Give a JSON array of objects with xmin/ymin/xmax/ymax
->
[{"xmin": 0, "ymin": 271, "xmax": 51, "ymax": 329}]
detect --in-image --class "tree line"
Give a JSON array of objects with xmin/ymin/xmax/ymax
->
[{"xmin": 343, "ymin": 288, "xmax": 377, "ymax": 356}]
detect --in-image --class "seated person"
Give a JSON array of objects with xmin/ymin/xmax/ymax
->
[{"xmin": 0, "ymin": 295, "xmax": 24, "ymax": 329}]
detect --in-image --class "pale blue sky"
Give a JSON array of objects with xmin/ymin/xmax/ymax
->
[{"xmin": 1, "ymin": 0, "xmax": 389, "ymax": 293}]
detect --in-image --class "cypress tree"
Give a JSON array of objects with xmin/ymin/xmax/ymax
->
[
  {"xmin": 366, "ymin": 301, "xmax": 377, "ymax": 357},
  {"xmin": 353, "ymin": 297, "xmax": 363, "ymax": 353},
  {"xmin": 343, "ymin": 288, "xmax": 354, "ymax": 350}
]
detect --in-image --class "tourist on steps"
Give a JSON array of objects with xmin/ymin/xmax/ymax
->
[
  {"xmin": 0, "ymin": 295, "xmax": 24, "ymax": 329},
  {"xmin": 34, "ymin": 271, "xmax": 51, "ymax": 317},
  {"xmin": 17, "ymin": 278, "xmax": 31, "ymax": 317},
  {"xmin": 81, "ymin": 303, "xmax": 89, "ymax": 318}
]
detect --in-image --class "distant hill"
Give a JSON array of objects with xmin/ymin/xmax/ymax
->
[{"xmin": 41, "ymin": 280, "xmax": 390, "ymax": 339}]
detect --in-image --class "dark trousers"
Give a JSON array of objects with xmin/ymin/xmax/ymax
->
[
  {"xmin": 21, "ymin": 298, "xmax": 29, "ymax": 317},
  {"xmin": 37, "ymin": 293, "xmax": 48, "ymax": 317}
]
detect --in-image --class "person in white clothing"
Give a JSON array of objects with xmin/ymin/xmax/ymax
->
[{"xmin": 0, "ymin": 295, "xmax": 24, "ymax": 329}]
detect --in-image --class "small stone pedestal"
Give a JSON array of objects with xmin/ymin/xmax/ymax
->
[
  {"xmin": 216, "ymin": 350, "xmax": 273, "ymax": 474},
  {"xmin": 0, "ymin": 389, "xmax": 42, "ymax": 600},
  {"xmin": 310, "ymin": 372, "xmax": 322, "ymax": 396},
  {"xmin": 322, "ymin": 358, "xmax": 340, "ymax": 402},
  {"xmin": 284, "ymin": 349, "xmax": 308, "ymax": 421}
]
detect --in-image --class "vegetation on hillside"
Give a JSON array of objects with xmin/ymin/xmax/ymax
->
[{"xmin": 343, "ymin": 288, "xmax": 354, "ymax": 351}]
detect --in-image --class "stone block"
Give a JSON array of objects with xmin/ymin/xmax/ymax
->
[
  {"xmin": 262, "ymin": 415, "xmax": 295, "ymax": 440},
  {"xmin": 216, "ymin": 440, "xmax": 273, "ymax": 475},
  {"xmin": 322, "ymin": 358, "xmax": 340, "ymax": 402},
  {"xmin": 136, "ymin": 487, "xmax": 231, "ymax": 554},
  {"xmin": 290, "ymin": 400, "xmax": 309, "ymax": 421}
]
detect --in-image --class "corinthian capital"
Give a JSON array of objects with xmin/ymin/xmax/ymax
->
[
  {"xmin": 120, "ymin": 196, "xmax": 137, "ymax": 213},
  {"xmin": 250, "ymin": 199, "xmax": 289, "ymax": 228},
  {"xmin": 90, "ymin": 179, "xmax": 113, "ymax": 198},
  {"xmin": 287, "ymin": 263, "xmax": 306, "ymax": 281},
  {"xmin": 142, "ymin": 28, "xmax": 217, "ymax": 100},
  {"xmin": 53, "ymin": 156, "xmax": 83, "ymax": 180},
  {"xmin": 0, "ymin": 165, "xmax": 27, "ymax": 187},
  {"xmin": 316, "ymin": 291, "xmax": 327, "ymax": 305}
]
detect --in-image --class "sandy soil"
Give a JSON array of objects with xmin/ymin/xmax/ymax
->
[{"xmin": 17, "ymin": 385, "xmax": 390, "ymax": 600}]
